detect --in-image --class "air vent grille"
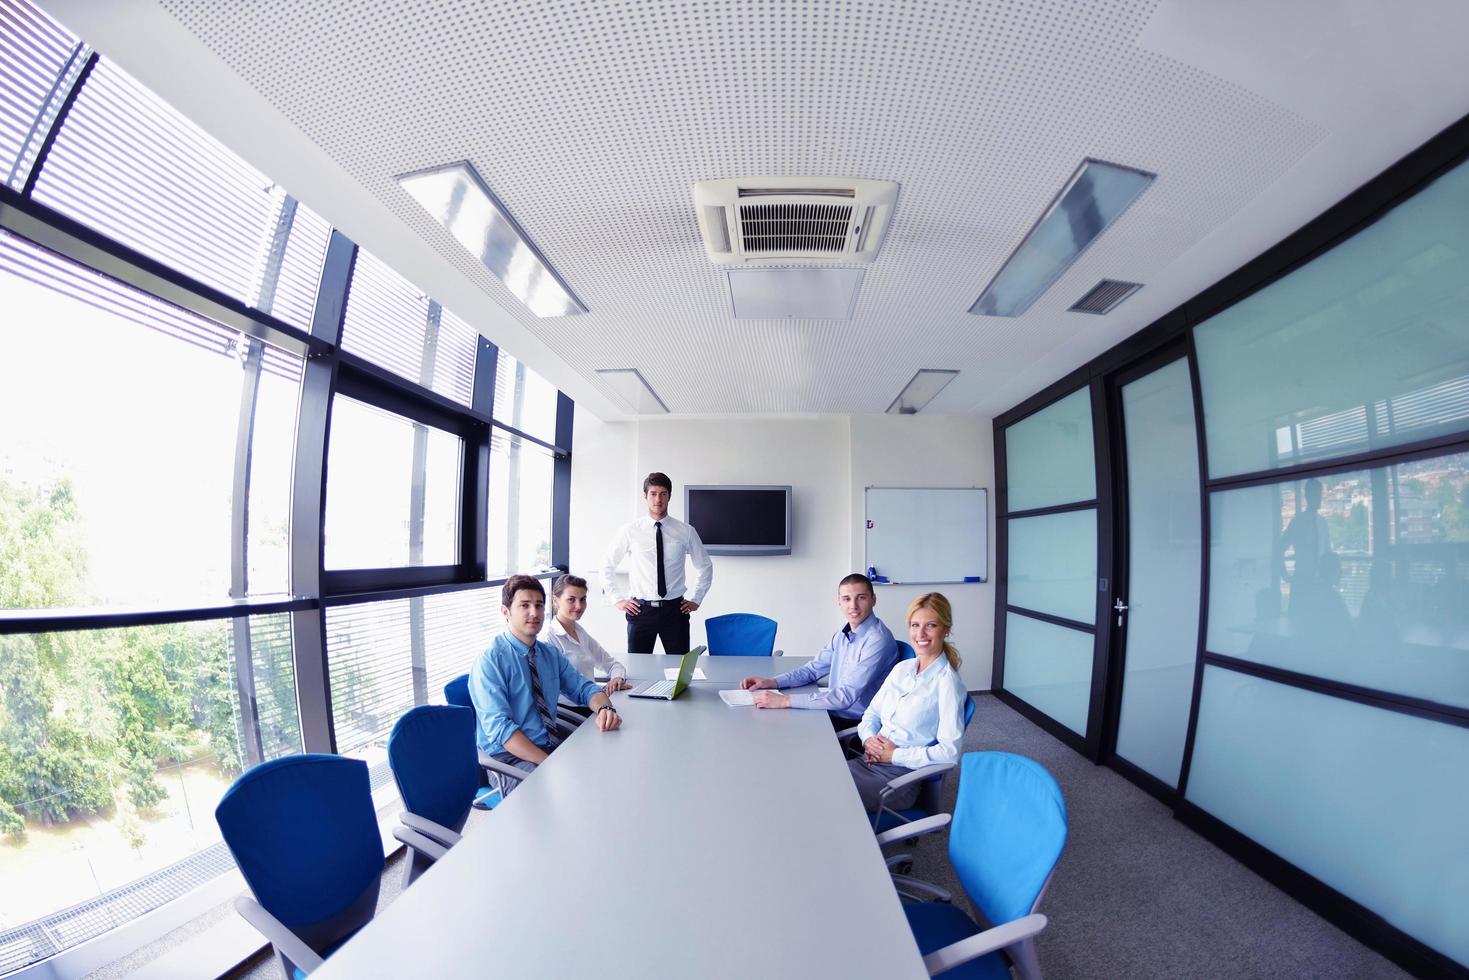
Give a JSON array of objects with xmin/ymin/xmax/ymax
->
[
  {"xmin": 1069, "ymin": 279, "xmax": 1142, "ymax": 314},
  {"xmin": 738, "ymin": 203, "xmax": 852, "ymax": 254}
]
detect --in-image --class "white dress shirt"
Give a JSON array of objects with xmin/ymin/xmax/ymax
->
[
  {"xmin": 857, "ymin": 657, "xmax": 967, "ymax": 769},
  {"xmin": 539, "ymin": 617, "xmax": 626, "ymax": 682},
  {"xmin": 600, "ymin": 514, "xmax": 713, "ymax": 605}
]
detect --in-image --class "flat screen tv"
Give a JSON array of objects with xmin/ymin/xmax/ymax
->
[{"xmin": 684, "ymin": 485, "xmax": 792, "ymax": 556}]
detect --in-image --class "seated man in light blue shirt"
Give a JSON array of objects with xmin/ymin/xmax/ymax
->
[
  {"xmin": 739, "ymin": 573, "xmax": 898, "ymax": 731},
  {"xmin": 470, "ymin": 574, "xmax": 622, "ymax": 795}
]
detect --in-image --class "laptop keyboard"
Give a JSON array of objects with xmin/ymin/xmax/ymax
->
[{"xmin": 638, "ymin": 679, "xmax": 675, "ymax": 697}]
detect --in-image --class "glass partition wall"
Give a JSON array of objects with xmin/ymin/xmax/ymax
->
[
  {"xmin": 993, "ymin": 122, "xmax": 1469, "ymax": 976},
  {"xmin": 0, "ymin": 1, "xmax": 575, "ymax": 971}
]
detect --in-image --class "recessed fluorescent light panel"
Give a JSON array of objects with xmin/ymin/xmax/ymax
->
[
  {"xmin": 727, "ymin": 267, "xmax": 865, "ymax": 319},
  {"xmin": 969, "ymin": 159, "xmax": 1155, "ymax": 318},
  {"xmin": 886, "ymin": 369, "xmax": 959, "ymax": 415},
  {"xmin": 396, "ymin": 161, "xmax": 587, "ymax": 318},
  {"xmin": 597, "ymin": 368, "xmax": 669, "ymax": 414}
]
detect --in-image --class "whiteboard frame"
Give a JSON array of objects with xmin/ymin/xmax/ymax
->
[{"xmin": 863, "ymin": 485, "xmax": 989, "ymax": 586}]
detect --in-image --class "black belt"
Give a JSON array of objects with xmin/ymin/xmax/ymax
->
[{"xmin": 638, "ymin": 597, "xmax": 683, "ymax": 607}]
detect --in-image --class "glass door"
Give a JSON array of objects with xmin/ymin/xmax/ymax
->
[{"xmin": 1105, "ymin": 350, "xmax": 1202, "ymax": 790}]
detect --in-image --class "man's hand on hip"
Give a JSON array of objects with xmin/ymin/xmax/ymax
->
[
  {"xmin": 616, "ymin": 599, "xmax": 641, "ymax": 616},
  {"xmin": 679, "ymin": 599, "xmax": 699, "ymax": 614}
]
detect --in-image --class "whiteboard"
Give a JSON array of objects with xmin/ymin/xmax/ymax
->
[{"xmin": 864, "ymin": 487, "xmax": 988, "ymax": 585}]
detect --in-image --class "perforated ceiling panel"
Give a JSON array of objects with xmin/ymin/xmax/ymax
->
[{"xmin": 116, "ymin": 0, "xmax": 1440, "ymax": 416}]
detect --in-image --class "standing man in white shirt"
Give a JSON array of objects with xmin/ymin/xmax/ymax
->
[{"xmin": 600, "ymin": 472, "xmax": 713, "ymax": 656}]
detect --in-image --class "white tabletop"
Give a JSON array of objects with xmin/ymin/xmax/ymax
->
[{"xmin": 313, "ymin": 655, "xmax": 927, "ymax": 979}]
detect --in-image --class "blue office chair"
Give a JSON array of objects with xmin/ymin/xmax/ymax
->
[
  {"xmin": 388, "ymin": 705, "xmax": 480, "ymax": 886},
  {"xmin": 879, "ymin": 752, "xmax": 1067, "ymax": 980},
  {"xmin": 705, "ymin": 612, "xmax": 778, "ymax": 656},
  {"xmin": 443, "ymin": 672, "xmax": 580, "ymax": 802},
  {"xmin": 897, "ymin": 640, "xmax": 917, "ymax": 661},
  {"xmin": 215, "ymin": 754, "xmax": 384, "ymax": 978}
]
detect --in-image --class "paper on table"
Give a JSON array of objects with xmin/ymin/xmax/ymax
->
[
  {"xmin": 664, "ymin": 667, "xmax": 708, "ymax": 680},
  {"xmin": 719, "ymin": 689, "xmax": 756, "ymax": 707}
]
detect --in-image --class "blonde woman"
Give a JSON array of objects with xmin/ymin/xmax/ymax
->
[
  {"xmin": 848, "ymin": 592, "xmax": 967, "ymax": 813},
  {"xmin": 539, "ymin": 574, "xmax": 630, "ymax": 701}
]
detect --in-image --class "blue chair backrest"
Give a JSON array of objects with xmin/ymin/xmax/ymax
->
[
  {"xmin": 963, "ymin": 692, "xmax": 976, "ymax": 728},
  {"xmin": 705, "ymin": 613, "xmax": 778, "ymax": 656},
  {"xmin": 215, "ymin": 754, "xmax": 383, "ymax": 935},
  {"xmin": 896, "ymin": 640, "xmax": 916, "ymax": 661},
  {"xmin": 388, "ymin": 705, "xmax": 478, "ymax": 834},
  {"xmin": 949, "ymin": 752, "xmax": 1067, "ymax": 926},
  {"xmin": 443, "ymin": 673, "xmax": 471, "ymax": 707}
]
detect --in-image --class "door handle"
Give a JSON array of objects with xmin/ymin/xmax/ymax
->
[{"xmin": 1113, "ymin": 598, "xmax": 1128, "ymax": 627}]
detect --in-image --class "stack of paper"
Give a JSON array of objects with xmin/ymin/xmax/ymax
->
[{"xmin": 719, "ymin": 689, "xmax": 756, "ymax": 707}]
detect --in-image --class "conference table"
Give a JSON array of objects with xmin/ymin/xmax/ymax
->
[{"xmin": 313, "ymin": 654, "xmax": 930, "ymax": 979}]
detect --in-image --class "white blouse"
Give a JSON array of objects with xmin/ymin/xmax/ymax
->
[
  {"xmin": 857, "ymin": 657, "xmax": 967, "ymax": 769},
  {"xmin": 539, "ymin": 617, "xmax": 626, "ymax": 683}
]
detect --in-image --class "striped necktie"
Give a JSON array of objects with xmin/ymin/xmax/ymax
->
[{"xmin": 526, "ymin": 647, "xmax": 562, "ymax": 748}]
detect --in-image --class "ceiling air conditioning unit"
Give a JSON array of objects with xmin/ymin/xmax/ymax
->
[{"xmin": 693, "ymin": 177, "xmax": 898, "ymax": 265}]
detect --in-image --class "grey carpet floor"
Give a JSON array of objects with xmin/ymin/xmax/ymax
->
[{"xmin": 222, "ymin": 695, "xmax": 1408, "ymax": 980}]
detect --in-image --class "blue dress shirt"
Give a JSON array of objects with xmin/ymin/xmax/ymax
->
[
  {"xmin": 469, "ymin": 631, "xmax": 602, "ymax": 756},
  {"xmin": 772, "ymin": 614, "xmax": 898, "ymax": 720}
]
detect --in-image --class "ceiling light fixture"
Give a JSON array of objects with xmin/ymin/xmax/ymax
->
[
  {"xmin": 597, "ymin": 368, "xmax": 669, "ymax": 414},
  {"xmin": 397, "ymin": 161, "xmax": 587, "ymax": 318},
  {"xmin": 969, "ymin": 159, "xmax": 1154, "ymax": 318},
  {"xmin": 886, "ymin": 369, "xmax": 959, "ymax": 415}
]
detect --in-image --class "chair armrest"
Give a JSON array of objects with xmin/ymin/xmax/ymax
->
[
  {"xmin": 836, "ymin": 725, "xmax": 861, "ymax": 741},
  {"xmin": 399, "ymin": 811, "xmax": 461, "ymax": 847},
  {"xmin": 879, "ymin": 762, "xmax": 955, "ymax": 796},
  {"xmin": 773, "ymin": 648, "xmax": 784, "ymax": 657},
  {"xmin": 393, "ymin": 825, "xmax": 450, "ymax": 862},
  {"xmin": 478, "ymin": 750, "xmax": 528, "ymax": 784},
  {"xmin": 556, "ymin": 706, "xmax": 586, "ymax": 728},
  {"xmin": 922, "ymin": 914, "xmax": 1048, "ymax": 976},
  {"xmin": 874, "ymin": 812, "xmax": 949, "ymax": 847},
  {"xmin": 235, "ymin": 895, "xmax": 325, "ymax": 974},
  {"xmin": 889, "ymin": 873, "xmax": 952, "ymax": 903}
]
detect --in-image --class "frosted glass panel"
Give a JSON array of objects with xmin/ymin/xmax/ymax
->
[
  {"xmin": 1003, "ymin": 612, "xmax": 1092, "ymax": 735},
  {"xmin": 1005, "ymin": 387, "xmax": 1096, "ymax": 511},
  {"xmin": 1186, "ymin": 667, "xmax": 1469, "ymax": 966},
  {"xmin": 1196, "ymin": 158, "xmax": 1469, "ymax": 479},
  {"xmin": 1007, "ymin": 510, "xmax": 1097, "ymax": 623},
  {"xmin": 1207, "ymin": 452, "xmax": 1469, "ymax": 709},
  {"xmin": 1114, "ymin": 359, "xmax": 1201, "ymax": 787}
]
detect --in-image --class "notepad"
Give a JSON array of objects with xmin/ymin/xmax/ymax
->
[
  {"xmin": 665, "ymin": 667, "xmax": 708, "ymax": 681},
  {"xmin": 719, "ymin": 689, "xmax": 756, "ymax": 706}
]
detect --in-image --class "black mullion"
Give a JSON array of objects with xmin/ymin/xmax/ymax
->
[
  {"xmin": 492, "ymin": 419, "xmax": 568, "ymax": 457},
  {"xmin": 471, "ymin": 338, "xmax": 498, "ymax": 579},
  {"xmin": 991, "ymin": 416, "xmax": 1009, "ymax": 692},
  {"xmin": 1201, "ymin": 652, "xmax": 1469, "ymax": 730},
  {"xmin": 1085, "ymin": 378, "xmax": 1114, "ymax": 760},
  {"xmin": 1175, "ymin": 329, "xmax": 1213, "ymax": 799},
  {"xmin": 334, "ymin": 354, "xmax": 484, "ymax": 435},
  {"xmin": 0, "ymin": 598, "xmax": 316, "ymax": 635},
  {"xmin": 0, "ymin": 184, "xmax": 324, "ymax": 357},
  {"xmin": 1097, "ymin": 365, "xmax": 1131, "ymax": 765},
  {"xmin": 317, "ymin": 572, "xmax": 558, "ymax": 610},
  {"xmin": 1004, "ymin": 499, "xmax": 1098, "ymax": 520},
  {"xmin": 1205, "ymin": 431, "xmax": 1469, "ymax": 494},
  {"xmin": 1005, "ymin": 605, "xmax": 1096, "ymax": 634},
  {"xmin": 18, "ymin": 51, "xmax": 96, "ymax": 198},
  {"xmin": 551, "ymin": 392, "xmax": 574, "ymax": 572},
  {"xmin": 322, "ymin": 564, "xmax": 462, "ymax": 596}
]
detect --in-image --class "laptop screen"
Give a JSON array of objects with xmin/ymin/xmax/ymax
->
[{"xmin": 672, "ymin": 645, "xmax": 706, "ymax": 696}]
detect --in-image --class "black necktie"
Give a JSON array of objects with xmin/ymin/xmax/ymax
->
[
  {"xmin": 655, "ymin": 521, "xmax": 667, "ymax": 598},
  {"xmin": 526, "ymin": 649, "xmax": 561, "ymax": 748}
]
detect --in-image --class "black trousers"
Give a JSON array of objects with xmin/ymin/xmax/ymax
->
[{"xmin": 626, "ymin": 599, "xmax": 691, "ymax": 655}]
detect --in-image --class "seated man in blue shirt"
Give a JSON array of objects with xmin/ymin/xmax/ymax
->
[
  {"xmin": 739, "ymin": 573, "xmax": 898, "ymax": 731},
  {"xmin": 470, "ymin": 574, "xmax": 622, "ymax": 794}
]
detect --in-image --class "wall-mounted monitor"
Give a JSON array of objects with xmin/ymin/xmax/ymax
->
[{"xmin": 685, "ymin": 485, "xmax": 792, "ymax": 556}]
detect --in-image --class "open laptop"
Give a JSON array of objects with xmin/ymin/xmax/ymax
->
[{"xmin": 628, "ymin": 645, "xmax": 706, "ymax": 700}]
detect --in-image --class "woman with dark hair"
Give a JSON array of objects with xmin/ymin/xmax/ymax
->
[
  {"xmin": 848, "ymin": 592, "xmax": 967, "ymax": 813},
  {"xmin": 540, "ymin": 573, "xmax": 630, "ymax": 696}
]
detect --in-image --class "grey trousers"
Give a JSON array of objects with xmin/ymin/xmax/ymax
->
[
  {"xmin": 847, "ymin": 759, "xmax": 920, "ymax": 813},
  {"xmin": 489, "ymin": 751, "xmax": 539, "ymax": 796}
]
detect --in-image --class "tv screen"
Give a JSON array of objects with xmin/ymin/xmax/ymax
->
[{"xmin": 685, "ymin": 485, "xmax": 792, "ymax": 556}]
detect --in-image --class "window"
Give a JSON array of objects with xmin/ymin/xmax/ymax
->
[
  {"xmin": 488, "ymin": 430, "xmax": 556, "ymax": 578},
  {"xmin": 493, "ymin": 349, "xmax": 559, "ymax": 442},
  {"xmin": 28, "ymin": 58, "xmax": 331, "ymax": 328},
  {"xmin": 0, "ymin": 230, "xmax": 300, "ymax": 608},
  {"xmin": 0, "ymin": 0, "xmax": 81, "ymax": 189},
  {"xmin": 323, "ymin": 396, "xmax": 463, "ymax": 569},
  {"xmin": 340, "ymin": 249, "xmax": 479, "ymax": 407},
  {"xmin": 1195, "ymin": 158, "xmax": 1469, "ymax": 479}
]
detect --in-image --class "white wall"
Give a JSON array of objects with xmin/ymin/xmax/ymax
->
[{"xmin": 569, "ymin": 412, "xmax": 995, "ymax": 690}]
